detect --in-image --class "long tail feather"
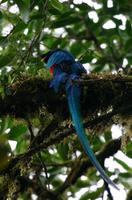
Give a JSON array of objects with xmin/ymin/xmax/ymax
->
[{"xmin": 66, "ymin": 84, "xmax": 118, "ymax": 190}]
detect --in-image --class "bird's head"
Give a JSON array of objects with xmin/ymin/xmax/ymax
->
[
  {"xmin": 41, "ymin": 49, "xmax": 76, "ymax": 75},
  {"xmin": 41, "ymin": 49, "xmax": 63, "ymax": 75},
  {"xmin": 41, "ymin": 51, "xmax": 53, "ymax": 63}
]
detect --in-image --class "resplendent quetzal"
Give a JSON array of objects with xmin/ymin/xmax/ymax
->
[{"xmin": 41, "ymin": 49, "xmax": 118, "ymax": 190}]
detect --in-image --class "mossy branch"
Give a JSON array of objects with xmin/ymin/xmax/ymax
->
[{"xmin": 0, "ymin": 73, "xmax": 131, "ymax": 119}]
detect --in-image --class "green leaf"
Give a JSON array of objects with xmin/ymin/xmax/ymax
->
[
  {"xmin": 80, "ymin": 187, "xmax": 103, "ymax": 200},
  {"xmin": 8, "ymin": 124, "xmax": 28, "ymax": 140},
  {"xmin": 126, "ymin": 143, "xmax": 132, "ymax": 158},
  {"xmin": 0, "ymin": 117, "xmax": 12, "ymax": 135},
  {"xmin": 14, "ymin": 0, "xmax": 30, "ymax": 22},
  {"xmin": 0, "ymin": 53, "xmax": 14, "ymax": 68},
  {"xmin": 119, "ymin": 172, "xmax": 132, "ymax": 178},
  {"xmin": 53, "ymin": 17, "xmax": 80, "ymax": 28},
  {"xmin": 0, "ymin": 36, "xmax": 8, "ymax": 46},
  {"xmin": 77, "ymin": 3, "xmax": 91, "ymax": 11},
  {"xmin": 125, "ymin": 38, "xmax": 132, "ymax": 52},
  {"xmin": 57, "ymin": 142, "xmax": 69, "ymax": 160},
  {"xmin": 16, "ymin": 139, "xmax": 28, "ymax": 154},
  {"xmin": 49, "ymin": 8, "xmax": 63, "ymax": 15},
  {"xmin": 30, "ymin": 13, "xmax": 45, "ymax": 21},
  {"xmin": 76, "ymin": 179, "xmax": 90, "ymax": 188},
  {"xmin": 114, "ymin": 158, "xmax": 132, "ymax": 171},
  {"xmin": 93, "ymin": 64, "xmax": 105, "ymax": 72},
  {"xmin": 12, "ymin": 20, "xmax": 27, "ymax": 34},
  {"xmin": 112, "ymin": 17, "xmax": 122, "ymax": 26},
  {"xmin": 50, "ymin": 0, "xmax": 63, "ymax": 11},
  {"xmin": 126, "ymin": 20, "xmax": 132, "ymax": 35},
  {"xmin": 80, "ymin": 52, "xmax": 93, "ymax": 63},
  {"xmin": 0, "ymin": 11, "xmax": 3, "ymax": 19},
  {"xmin": 70, "ymin": 42, "xmax": 83, "ymax": 57}
]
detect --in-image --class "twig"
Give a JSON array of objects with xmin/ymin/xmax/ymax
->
[
  {"xmin": 104, "ymin": 182, "xmax": 114, "ymax": 200},
  {"xmin": 26, "ymin": 118, "xmax": 34, "ymax": 142},
  {"xmin": 37, "ymin": 152, "xmax": 50, "ymax": 190}
]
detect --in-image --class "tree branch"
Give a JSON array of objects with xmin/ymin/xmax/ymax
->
[
  {"xmin": 54, "ymin": 138, "xmax": 121, "ymax": 198},
  {"xmin": 0, "ymin": 74, "xmax": 131, "ymax": 118}
]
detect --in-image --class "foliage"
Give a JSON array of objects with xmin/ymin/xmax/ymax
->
[{"xmin": 0, "ymin": 0, "xmax": 131, "ymax": 199}]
